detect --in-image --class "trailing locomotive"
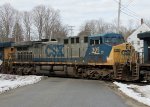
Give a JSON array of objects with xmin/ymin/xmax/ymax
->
[
  {"xmin": 0, "ymin": 33, "xmax": 144, "ymax": 81},
  {"xmin": 137, "ymin": 32, "xmax": 150, "ymax": 81}
]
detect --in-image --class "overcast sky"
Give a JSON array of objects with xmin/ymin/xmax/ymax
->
[{"xmin": 0, "ymin": 0, "xmax": 149, "ymax": 35}]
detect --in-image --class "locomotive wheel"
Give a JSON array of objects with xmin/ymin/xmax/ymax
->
[
  {"xmin": 16, "ymin": 67, "xmax": 23, "ymax": 75},
  {"xmin": 0, "ymin": 65, "xmax": 4, "ymax": 73},
  {"xmin": 23, "ymin": 67, "xmax": 29, "ymax": 75},
  {"xmin": 74, "ymin": 67, "xmax": 114, "ymax": 80},
  {"xmin": 88, "ymin": 70, "xmax": 99, "ymax": 79},
  {"xmin": 0, "ymin": 64, "xmax": 3, "ymax": 73},
  {"xmin": 7, "ymin": 67, "xmax": 13, "ymax": 74},
  {"xmin": 73, "ymin": 66, "xmax": 78, "ymax": 78},
  {"xmin": 28, "ymin": 67, "xmax": 36, "ymax": 75},
  {"xmin": 73, "ymin": 67, "xmax": 82, "ymax": 78},
  {"xmin": 12, "ymin": 67, "xmax": 17, "ymax": 74}
]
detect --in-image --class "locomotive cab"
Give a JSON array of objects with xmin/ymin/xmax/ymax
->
[
  {"xmin": 89, "ymin": 33, "xmax": 125, "ymax": 46},
  {"xmin": 87, "ymin": 33, "xmax": 140, "ymax": 81},
  {"xmin": 87, "ymin": 33, "xmax": 126, "ymax": 64}
]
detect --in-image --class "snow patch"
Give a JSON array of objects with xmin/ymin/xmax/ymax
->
[
  {"xmin": 114, "ymin": 82, "xmax": 150, "ymax": 106},
  {"xmin": 0, "ymin": 74, "xmax": 43, "ymax": 94},
  {"xmin": 0, "ymin": 60, "xmax": 2, "ymax": 65}
]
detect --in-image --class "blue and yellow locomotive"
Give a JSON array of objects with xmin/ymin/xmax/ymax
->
[{"xmin": 2, "ymin": 33, "xmax": 141, "ymax": 81}]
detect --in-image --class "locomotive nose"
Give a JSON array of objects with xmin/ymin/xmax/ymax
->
[{"xmin": 125, "ymin": 43, "xmax": 132, "ymax": 50}]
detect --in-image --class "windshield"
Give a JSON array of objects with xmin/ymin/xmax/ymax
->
[{"xmin": 105, "ymin": 37, "xmax": 125, "ymax": 45}]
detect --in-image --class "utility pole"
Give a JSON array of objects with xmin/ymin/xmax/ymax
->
[
  {"xmin": 68, "ymin": 26, "xmax": 75, "ymax": 36},
  {"xmin": 117, "ymin": 0, "xmax": 121, "ymax": 33}
]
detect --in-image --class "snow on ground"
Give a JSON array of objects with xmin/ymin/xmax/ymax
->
[
  {"xmin": 0, "ymin": 74, "xmax": 43, "ymax": 94},
  {"xmin": 0, "ymin": 60, "xmax": 2, "ymax": 65},
  {"xmin": 114, "ymin": 82, "xmax": 150, "ymax": 106}
]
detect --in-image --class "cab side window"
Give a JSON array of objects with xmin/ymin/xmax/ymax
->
[
  {"xmin": 84, "ymin": 37, "xmax": 88, "ymax": 43},
  {"xmin": 90, "ymin": 37, "xmax": 102, "ymax": 45},
  {"xmin": 90, "ymin": 40, "xmax": 94, "ymax": 45},
  {"xmin": 95, "ymin": 40, "xmax": 99, "ymax": 45}
]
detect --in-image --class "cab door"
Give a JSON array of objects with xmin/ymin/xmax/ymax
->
[{"xmin": 87, "ymin": 37, "xmax": 102, "ymax": 63}]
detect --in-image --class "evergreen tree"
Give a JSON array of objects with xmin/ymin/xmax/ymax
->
[{"xmin": 12, "ymin": 22, "xmax": 23, "ymax": 42}]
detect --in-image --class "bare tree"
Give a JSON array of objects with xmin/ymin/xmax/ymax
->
[
  {"xmin": 57, "ymin": 25, "xmax": 68, "ymax": 38},
  {"xmin": 145, "ymin": 19, "xmax": 150, "ymax": 27},
  {"xmin": 44, "ymin": 7, "xmax": 60, "ymax": 39},
  {"xmin": 79, "ymin": 20, "xmax": 96, "ymax": 35},
  {"xmin": 110, "ymin": 19, "xmax": 118, "ymax": 33},
  {"xmin": 79, "ymin": 19, "xmax": 111, "ymax": 36},
  {"xmin": 78, "ymin": 18, "xmax": 136, "ymax": 38},
  {"xmin": 32, "ymin": 5, "xmax": 46, "ymax": 40},
  {"xmin": 23, "ymin": 11, "xmax": 32, "ymax": 41},
  {"xmin": 0, "ymin": 3, "xmax": 16, "ymax": 41},
  {"xmin": 51, "ymin": 22, "xmax": 68, "ymax": 40},
  {"xmin": 0, "ymin": 4, "xmax": 68, "ymax": 41},
  {"xmin": 43, "ymin": 7, "xmax": 68, "ymax": 40},
  {"xmin": 78, "ymin": 22, "xmax": 92, "ymax": 36},
  {"xmin": 0, "ymin": 24, "xmax": 5, "ymax": 42},
  {"xmin": 12, "ymin": 10, "xmax": 24, "ymax": 42},
  {"xmin": 32, "ymin": 5, "xmax": 67, "ymax": 40}
]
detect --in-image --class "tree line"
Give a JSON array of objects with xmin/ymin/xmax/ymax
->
[
  {"xmin": 0, "ymin": 3, "xmax": 148, "ymax": 42},
  {"xmin": 78, "ymin": 18, "xmax": 139, "ymax": 39},
  {"xmin": 0, "ymin": 4, "xmax": 68, "ymax": 42}
]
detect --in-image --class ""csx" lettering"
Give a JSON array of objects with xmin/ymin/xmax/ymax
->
[
  {"xmin": 121, "ymin": 50, "xmax": 130, "ymax": 55},
  {"xmin": 45, "ymin": 45, "xmax": 64, "ymax": 57}
]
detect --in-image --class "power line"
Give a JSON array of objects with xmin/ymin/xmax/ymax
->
[
  {"xmin": 113, "ymin": 0, "xmax": 121, "ymax": 4},
  {"xmin": 121, "ymin": 3, "xmax": 141, "ymax": 18},
  {"xmin": 113, "ymin": 0, "xmax": 141, "ymax": 20},
  {"xmin": 121, "ymin": 0, "xmax": 134, "ymax": 9},
  {"xmin": 121, "ymin": 10, "xmax": 140, "ymax": 21},
  {"xmin": 121, "ymin": 6, "xmax": 141, "ymax": 18}
]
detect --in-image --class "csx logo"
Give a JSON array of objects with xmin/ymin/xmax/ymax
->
[
  {"xmin": 121, "ymin": 50, "xmax": 130, "ymax": 55},
  {"xmin": 45, "ymin": 45, "xmax": 64, "ymax": 57}
]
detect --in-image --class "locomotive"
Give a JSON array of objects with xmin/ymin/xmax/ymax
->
[
  {"xmin": 137, "ymin": 32, "xmax": 150, "ymax": 81},
  {"xmin": 0, "ymin": 33, "xmax": 146, "ymax": 81}
]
